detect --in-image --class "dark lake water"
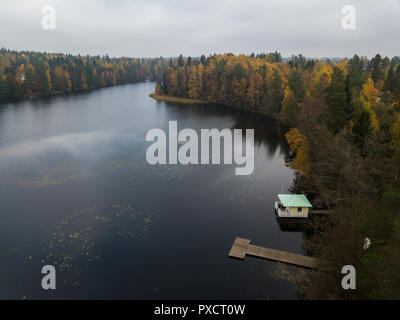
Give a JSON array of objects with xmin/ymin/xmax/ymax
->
[{"xmin": 0, "ymin": 82, "xmax": 307, "ymax": 299}]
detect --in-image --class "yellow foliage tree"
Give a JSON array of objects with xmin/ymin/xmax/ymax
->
[
  {"xmin": 361, "ymin": 77, "xmax": 378, "ymax": 104},
  {"xmin": 360, "ymin": 77, "xmax": 380, "ymax": 132},
  {"xmin": 196, "ymin": 63, "xmax": 204, "ymax": 97},
  {"xmin": 285, "ymin": 128, "xmax": 310, "ymax": 174},
  {"xmin": 188, "ymin": 65, "xmax": 199, "ymax": 98},
  {"xmin": 155, "ymin": 81, "xmax": 161, "ymax": 95},
  {"xmin": 247, "ymin": 73, "xmax": 263, "ymax": 109},
  {"xmin": 280, "ymin": 87, "xmax": 298, "ymax": 126}
]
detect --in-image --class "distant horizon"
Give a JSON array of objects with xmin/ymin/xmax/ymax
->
[{"xmin": 1, "ymin": 47, "xmax": 397, "ymax": 61}]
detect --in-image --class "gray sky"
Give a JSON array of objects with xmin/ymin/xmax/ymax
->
[{"xmin": 1, "ymin": 0, "xmax": 399, "ymax": 58}]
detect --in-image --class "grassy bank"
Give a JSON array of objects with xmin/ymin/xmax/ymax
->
[
  {"xmin": 149, "ymin": 93, "xmax": 209, "ymax": 104},
  {"xmin": 149, "ymin": 93, "xmax": 282, "ymax": 122}
]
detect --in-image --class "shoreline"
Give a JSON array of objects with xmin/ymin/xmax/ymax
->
[
  {"xmin": 149, "ymin": 93, "xmax": 210, "ymax": 104},
  {"xmin": 0, "ymin": 82, "xmax": 151, "ymax": 105},
  {"xmin": 149, "ymin": 93, "xmax": 283, "ymax": 122}
]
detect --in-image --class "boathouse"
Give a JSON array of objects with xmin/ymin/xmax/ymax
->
[{"xmin": 275, "ymin": 194, "xmax": 313, "ymax": 218}]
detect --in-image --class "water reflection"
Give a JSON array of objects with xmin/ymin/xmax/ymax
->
[
  {"xmin": 0, "ymin": 131, "xmax": 115, "ymax": 160},
  {"xmin": 0, "ymin": 82, "xmax": 303, "ymax": 300},
  {"xmin": 276, "ymin": 217, "xmax": 310, "ymax": 233},
  {"xmin": 231, "ymin": 113, "xmax": 290, "ymax": 158}
]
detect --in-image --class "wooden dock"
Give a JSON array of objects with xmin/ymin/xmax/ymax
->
[{"xmin": 229, "ymin": 237, "xmax": 329, "ymax": 270}]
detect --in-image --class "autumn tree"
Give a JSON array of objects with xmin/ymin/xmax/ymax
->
[
  {"xmin": 280, "ymin": 87, "xmax": 298, "ymax": 126},
  {"xmin": 288, "ymin": 68, "xmax": 306, "ymax": 102},
  {"xmin": 265, "ymin": 67, "xmax": 283, "ymax": 113},
  {"xmin": 54, "ymin": 66, "xmax": 72, "ymax": 92},
  {"xmin": 188, "ymin": 65, "xmax": 200, "ymax": 98},
  {"xmin": 285, "ymin": 128, "xmax": 310, "ymax": 174},
  {"xmin": 34, "ymin": 61, "xmax": 52, "ymax": 95},
  {"xmin": 360, "ymin": 77, "xmax": 379, "ymax": 131},
  {"xmin": 155, "ymin": 81, "xmax": 161, "ymax": 95},
  {"xmin": 247, "ymin": 72, "xmax": 263, "ymax": 109},
  {"xmin": 361, "ymin": 76, "xmax": 378, "ymax": 104}
]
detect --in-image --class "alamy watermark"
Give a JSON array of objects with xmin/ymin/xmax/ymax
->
[
  {"xmin": 146, "ymin": 121, "xmax": 255, "ymax": 176},
  {"xmin": 41, "ymin": 5, "xmax": 56, "ymax": 30},
  {"xmin": 40, "ymin": 5, "xmax": 355, "ymax": 32},
  {"xmin": 341, "ymin": 265, "xmax": 356, "ymax": 290},
  {"xmin": 41, "ymin": 265, "xmax": 56, "ymax": 290},
  {"xmin": 341, "ymin": 5, "xmax": 356, "ymax": 30}
]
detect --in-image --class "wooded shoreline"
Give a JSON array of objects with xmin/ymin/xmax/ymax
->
[
  {"xmin": 149, "ymin": 93, "xmax": 209, "ymax": 104},
  {"xmin": 0, "ymin": 49, "xmax": 170, "ymax": 101}
]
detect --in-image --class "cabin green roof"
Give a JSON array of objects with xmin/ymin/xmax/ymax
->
[{"xmin": 278, "ymin": 194, "xmax": 312, "ymax": 208}]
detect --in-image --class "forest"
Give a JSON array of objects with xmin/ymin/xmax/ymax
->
[
  {"xmin": 157, "ymin": 52, "xmax": 400, "ymax": 299},
  {"xmin": 0, "ymin": 48, "xmax": 168, "ymax": 100}
]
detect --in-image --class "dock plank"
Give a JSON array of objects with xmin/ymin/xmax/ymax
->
[
  {"xmin": 247, "ymin": 244, "xmax": 319, "ymax": 269},
  {"xmin": 228, "ymin": 237, "xmax": 251, "ymax": 259},
  {"xmin": 229, "ymin": 238, "xmax": 329, "ymax": 270}
]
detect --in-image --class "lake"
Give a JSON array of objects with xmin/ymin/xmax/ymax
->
[{"xmin": 0, "ymin": 81, "xmax": 307, "ymax": 299}]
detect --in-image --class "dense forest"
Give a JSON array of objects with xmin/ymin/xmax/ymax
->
[
  {"xmin": 0, "ymin": 48, "xmax": 168, "ymax": 100},
  {"xmin": 157, "ymin": 53, "xmax": 400, "ymax": 299}
]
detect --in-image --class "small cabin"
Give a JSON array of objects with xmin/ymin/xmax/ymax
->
[{"xmin": 274, "ymin": 194, "xmax": 312, "ymax": 218}]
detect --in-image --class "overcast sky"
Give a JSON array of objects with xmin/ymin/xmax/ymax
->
[{"xmin": 1, "ymin": 0, "xmax": 399, "ymax": 58}]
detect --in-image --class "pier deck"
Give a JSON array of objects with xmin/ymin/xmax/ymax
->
[{"xmin": 229, "ymin": 237, "xmax": 328, "ymax": 270}]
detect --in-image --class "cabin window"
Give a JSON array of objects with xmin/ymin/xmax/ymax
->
[{"xmin": 297, "ymin": 207, "xmax": 302, "ymax": 212}]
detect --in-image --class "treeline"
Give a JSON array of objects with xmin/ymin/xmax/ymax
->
[
  {"xmin": 0, "ymin": 48, "xmax": 169, "ymax": 100},
  {"xmin": 158, "ymin": 52, "xmax": 400, "ymax": 299},
  {"xmin": 158, "ymin": 52, "xmax": 286, "ymax": 115},
  {"xmin": 157, "ymin": 53, "xmax": 400, "ymax": 124},
  {"xmin": 285, "ymin": 56, "xmax": 400, "ymax": 299}
]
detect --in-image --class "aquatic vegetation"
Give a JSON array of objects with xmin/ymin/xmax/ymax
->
[
  {"xmin": 137, "ymin": 163, "xmax": 188, "ymax": 180},
  {"xmin": 271, "ymin": 263, "xmax": 308, "ymax": 292},
  {"xmin": 17, "ymin": 172, "xmax": 90, "ymax": 187},
  {"xmin": 0, "ymin": 165, "xmax": 91, "ymax": 188},
  {"xmin": 40, "ymin": 204, "xmax": 154, "ymax": 286}
]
